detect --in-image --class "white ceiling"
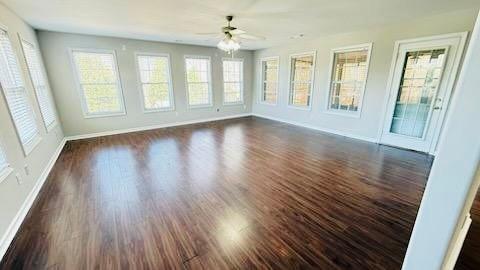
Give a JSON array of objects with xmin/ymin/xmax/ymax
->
[{"xmin": 2, "ymin": 0, "xmax": 479, "ymax": 50}]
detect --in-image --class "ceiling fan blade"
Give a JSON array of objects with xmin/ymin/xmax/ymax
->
[
  {"xmin": 237, "ymin": 34, "xmax": 265, "ymax": 40},
  {"xmin": 230, "ymin": 29, "xmax": 246, "ymax": 35},
  {"xmin": 195, "ymin": 32, "xmax": 221, "ymax": 36}
]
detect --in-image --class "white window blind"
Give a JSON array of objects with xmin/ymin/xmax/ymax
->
[
  {"xmin": 222, "ymin": 59, "xmax": 243, "ymax": 104},
  {"xmin": 71, "ymin": 50, "xmax": 125, "ymax": 117},
  {"xmin": 0, "ymin": 29, "xmax": 40, "ymax": 154},
  {"xmin": 185, "ymin": 56, "xmax": 212, "ymax": 107},
  {"xmin": 21, "ymin": 39, "xmax": 57, "ymax": 130},
  {"xmin": 136, "ymin": 54, "xmax": 174, "ymax": 111},
  {"xmin": 260, "ymin": 58, "xmax": 279, "ymax": 104},
  {"xmin": 289, "ymin": 52, "xmax": 315, "ymax": 107},
  {"xmin": 328, "ymin": 45, "xmax": 371, "ymax": 114}
]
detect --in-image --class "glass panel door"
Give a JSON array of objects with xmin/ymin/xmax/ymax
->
[{"xmin": 389, "ymin": 49, "xmax": 446, "ymax": 138}]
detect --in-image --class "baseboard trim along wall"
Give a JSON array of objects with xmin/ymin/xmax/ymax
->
[
  {"xmin": 66, "ymin": 113, "xmax": 253, "ymax": 141},
  {"xmin": 0, "ymin": 138, "xmax": 67, "ymax": 260},
  {"xmin": 66, "ymin": 113, "xmax": 379, "ymax": 145},
  {"xmin": 252, "ymin": 113, "xmax": 378, "ymax": 143},
  {"xmin": 443, "ymin": 213, "xmax": 473, "ymax": 270}
]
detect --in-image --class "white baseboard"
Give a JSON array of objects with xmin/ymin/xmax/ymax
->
[
  {"xmin": 252, "ymin": 113, "xmax": 378, "ymax": 143},
  {"xmin": 443, "ymin": 213, "xmax": 472, "ymax": 270},
  {"xmin": 66, "ymin": 113, "xmax": 252, "ymax": 141},
  {"xmin": 0, "ymin": 138, "xmax": 67, "ymax": 260}
]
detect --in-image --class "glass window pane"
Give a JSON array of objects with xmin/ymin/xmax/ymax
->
[
  {"xmin": 186, "ymin": 57, "xmax": 211, "ymax": 106},
  {"xmin": 289, "ymin": 54, "xmax": 314, "ymax": 107},
  {"xmin": 261, "ymin": 58, "xmax": 278, "ymax": 103},
  {"xmin": 328, "ymin": 47, "xmax": 369, "ymax": 112},
  {"xmin": 72, "ymin": 50, "xmax": 124, "ymax": 115},
  {"xmin": 223, "ymin": 59, "xmax": 243, "ymax": 104},
  {"xmin": 389, "ymin": 49, "xmax": 446, "ymax": 137}
]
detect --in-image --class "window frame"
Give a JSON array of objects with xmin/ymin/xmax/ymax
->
[
  {"xmin": 0, "ymin": 139, "xmax": 13, "ymax": 184},
  {"xmin": 287, "ymin": 51, "xmax": 317, "ymax": 110},
  {"xmin": 0, "ymin": 25, "xmax": 41, "ymax": 156},
  {"xmin": 134, "ymin": 52, "xmax": 175, "ymax": 113},
  {"xmin": 69, "ymin": 48, "xmax": 126, "ymax": 119},
  {"xmin": 325, "ymin": 43, "xmax": 373, "ymax": 118},
  {"xmin": 19, "ymin": 35, "xmax": 58, "ymax": 132},
  {"xmin": 259, "ymin": 56, "xmax": 280, "ymax": 105},
  {"xmin": 222, "ymin": 57, "xmax": 244, "ymax": 106},
  {"xmin": 183, "ymin": 55, "xmax": 213, "ymax": 109}
]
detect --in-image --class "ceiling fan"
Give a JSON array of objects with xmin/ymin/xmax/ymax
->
[{"xmin": 197, "ymin": 15, "xmax": 265, "ymax": 54}]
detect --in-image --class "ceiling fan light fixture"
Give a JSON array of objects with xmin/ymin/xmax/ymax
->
[{"xmin": 217, "ymin": 36, "xmax": 240, "ymax": 53}]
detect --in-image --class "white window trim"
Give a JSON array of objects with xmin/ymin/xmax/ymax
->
[
  {"xmin": 0, "ymin": 166, "xmax": 13, "ymax": 184},
  {"xmin": 222, "ymin": 57, "xmax": 244, "ymax": 106},
  {"xmin": 325, "ymin": 43, "xmax": 373, "ymax": 118},
  {"xmin": 184, "ymin": 55, "xmax": 213, "ymax": 109},
  {"xmin": 0, "ymin": 25, "xmax": 42, "ymax": 156},
  {"xmin": 0, "ymin": 139, "xmax": 13, "ymax": 184},
  {"xmin": 134, "ymin": 52, "xmax": 175, "ymax": 113},
  {"xmin": 287, "ymin": 51, "xmax": 317, "ymax": 110},
  {"xmin": 258, "ymin": 56, "xmax": 280, "ymax": 106},
  {"xmin": 68, "ymin": 48, "xmax": 127, "ymax": 119},
  {"xmin": 18, "ymin": 35, "xmax": 58, "ymax": 132}
]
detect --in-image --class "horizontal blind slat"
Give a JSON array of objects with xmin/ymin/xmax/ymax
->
[{"xmin": 0, "ymin": 30, "xmax": 39, "ymax": 150}]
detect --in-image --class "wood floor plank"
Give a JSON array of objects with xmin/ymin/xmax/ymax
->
[{"xmin": 0, "ymin": 116, "xmax": 436, "ymax": 269}]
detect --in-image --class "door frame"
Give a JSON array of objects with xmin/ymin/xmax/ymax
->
[{"xmin": 377, "ymin": 32, "xmax": 469, "ymax": 154}]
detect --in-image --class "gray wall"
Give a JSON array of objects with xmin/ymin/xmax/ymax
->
[
  {"xmin": 252, "ymin": 8, "xmax": 478, "ymax": 142},
  {"xmin": 0, "ymin": 5, "xmax": 64, "ymax": 246},
  {"xmin": 37, "ymin": 31, "xmax": 254, "ymax": 136}
]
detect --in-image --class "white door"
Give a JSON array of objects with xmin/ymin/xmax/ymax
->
[{"xmin": 380, "ymin": 33, "xmax": 467, "ymax": 153}]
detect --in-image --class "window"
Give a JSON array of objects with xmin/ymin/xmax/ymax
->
[
  {"xmin": 0, "ymin": 143, "xmax": 11, "ymax": 182},
  {"xmin": 288, "ymin": 52, "xmax": 316, "ymax": 108},
  {"xmin": 0, "ymin": 29, "xmax": 40, "ymax": 155},
  {"xmin": 327, "ymin": 44, "xmax": 371, "ymax": 115},
  {"xmin": 136, "ymin": 53, "xmax": 174, "ymax": 112},
  {"xmin": 185, "ymin": 56, "xmax": 212, "ymax": 107},
  {"xmin": 70, "ymin": 49, "xmax": 125, "ymax": 117},
  {"xmin": 222, "ymin": 58, "xmax": 243, "ymax": 104},
  {"xmin": 260, "ymin": 57, "xmax": 279, "ymax": 104},
  {"xmin": 21, "ymin": 39, "xmax": 57, "ymax": 130}
]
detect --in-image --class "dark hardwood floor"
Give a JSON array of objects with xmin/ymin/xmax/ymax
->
[
  {"xmin": 0, "ymin": 116, "xmax": 435, "ymax": 269},
  {"xmin": 456, "ymin": 189, "xmax": 480, "ymax": 270}
]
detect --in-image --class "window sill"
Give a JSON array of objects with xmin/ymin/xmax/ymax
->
[
  {"xmin": 23, "ymin": 135, "xmax": 42, "ymax": 156},
  {"xmin": 46, "ymin": 121, "xmax": 58, "ymax": 133},
  {"xmin": 0, "ymin": 167, "xmax": 13, "ymax": 184},
  {"xmin": 143, "ymin": 107, "xmax": 175, "ymax": 114},
  {"xmin": 287, "ymin": 104, "xmax": 311, "ymax": 111},
  {"xmin": 258, "ymin": 101, "xmax": 277, "ymax": 106},
  {"xmin": 324, "ymin": 109, "xmax": 361, "ymax": 118},
  {"xmin": 188, "ymin": 104, "xmax": 213, "ymax": 109},
  {"xmin": 83, "ymin": 111, "xmax": 127, "ymax": 119},
  {"xmin": 223, "ymin": 101, "xmax": 244, "ymax": 106}
]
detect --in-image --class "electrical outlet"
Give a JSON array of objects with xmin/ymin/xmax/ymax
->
[
  {"xmin": 24, "ymin": 165, "xmax": 30, "ymax": 176},
  {"xmin": 175, "ymin": 112, "xmax": 179, "ymax": 116},
  {"xmin": 243, "ymin": 105, "xmax": 247, "ymax": 110},
  {"xmin": 16, "ymin": 173, "xmax": 23, "ymax": 185},
  {"xmin": 122, "ymin": 45, "xmax": 127, "ymax": 51}
]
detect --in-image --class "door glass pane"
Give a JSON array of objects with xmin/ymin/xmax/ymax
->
[{"xmin": 389, "ymin": 49, "xmax": 446, "ymax": 138}]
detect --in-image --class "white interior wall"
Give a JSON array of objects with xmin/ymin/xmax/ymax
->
[
  {"xmin": 402, "ymin": 10, "xmax": 480, "ymax": 270},
  {"xmin": 37, "ymin": 31, "xmax": 254, "ymax": 137},
  {"xmin": 252, "ymin": 8, "xmax": 478, "ymax": 143},
  {"xmin": 0, "ymin": 5, "xmax": 65, "ymax": 257}
]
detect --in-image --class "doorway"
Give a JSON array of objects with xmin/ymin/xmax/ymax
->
[{"xmin": 380, "ymin": 33, "xmax": 468, "ymax": 153}]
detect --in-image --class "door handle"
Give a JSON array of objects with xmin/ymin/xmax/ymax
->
[{"xmin": 433, "ymin": 106, "xmax": 441, "ymax": 110}]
